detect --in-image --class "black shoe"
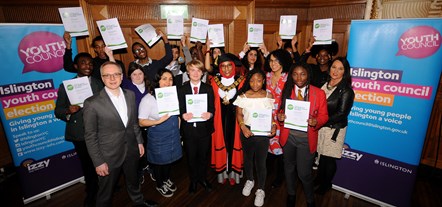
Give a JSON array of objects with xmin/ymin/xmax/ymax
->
[
  {"xmin": 134, "ymin": 200, "xmax": 158, "ymax": 207},
  {"xmin": 315, "ymin": 184, "xmax": 332, "ymax": 195},
  {"xmin": 189, "ymin": 182, "xmax": 197, "ymax": 194},
  {"xmin": 286, "ymin": 195, "xmax": 296, "ymax": 207},
  {"xmin": 199, "ymin": 180, "xmax": 212, "ymax": 192}
]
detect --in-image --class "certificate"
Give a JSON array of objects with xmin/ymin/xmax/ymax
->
[
  {"xmin": 279, "ymin": 15, "xmax": 297, "ymax": 39},
  {"xmin": 135, "ymin": 24, "xmax": 161, "ymax": 47},
  {"xmin": 190, "ymin": 18, "xmax": 209, "ymax": 43},
  {"xmin": 208, "ymin": 24, "xmax": 225, "ymax": 47},
  {"xmin": 284, "ymin": 99, "xmax": 310, "ymax": 132},
  {"xmin": 247, "ymin": 24, "xmax": 264, "ymax": 47},
  {"xmin": 58, "ymin": 7, "xmax": 89, "ymax": 37},
  {"xmin": 62, "ymin": 76, "xmax": 93, "ymax": 107},
  {"xmin": 250, "ymin": 109, "xmax": 272, "ymax": 136},
  {"xmin": 313, "ymin": 18, "xmax": 333, "ymax": 45},
  {"xmin": 185, "ymin": 94, "xmax": 207, "ymax": 122},
  {"xmin": 167, "ymin": 15, "xmax": 184, "ymax": 39},
  {"xmin": 96, "ymin": 18, "xmax": 127, "ymax": 50},
  {"xmin": 155, "ymin": 86, "xmax": 180, "ymax": 116}
]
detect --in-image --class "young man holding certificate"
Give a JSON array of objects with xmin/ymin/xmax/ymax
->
[{"xmin": 178, "ymin": 60, "xmax": 215, "ymax": 194}]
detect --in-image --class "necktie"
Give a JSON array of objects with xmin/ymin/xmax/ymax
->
[
  {"xmin": 298, "ymin": 89, "xmax": 303, "ymax": 100},
  {"xmin": 193, "ymin": 86, "xmax": 198, "ymax": 94}
]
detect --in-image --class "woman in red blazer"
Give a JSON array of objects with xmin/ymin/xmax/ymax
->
[{"xmin": 277, "ymin": 62, "xmax": 328, "ymax": 207}]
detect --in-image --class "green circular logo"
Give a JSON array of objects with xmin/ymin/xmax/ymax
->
[
  {"xmin": 249, "ymin": 28, "xmax": 254, "ymax": 32},
  {"xmin": 315, "ymin": 23, "xmax": 320, "ymax": 29},
  {"xmin": 100, "ymin": 25, "xmax": 106, "ymax": 32},
  {"xmin": 67, "ymin": 85, "xmax": 74, "ymax": 91},
  {"xmin": 138, "ymin": 29, "xmax": 143, "ymax": 33},
  {"xmin": 158, "ymin": 93, "xmax": 163, "ymax": 98},
  {"xmin": 62, "ymin": 12, "xmax": 69, "ymax": 18},
  {"xmin": 187, "ymin": 99, "xmax": 193, "ymax": 105},
  {"xmin": 288, "ymin": 104, "xmax": 294, "ymax": 110},
  {"xmin": 252, "ymin": 112, "xmax": 258, "ymax": 118},
  {"xmin": 193, "ymin": 22, "xmax": 197, "ymax": 26}
]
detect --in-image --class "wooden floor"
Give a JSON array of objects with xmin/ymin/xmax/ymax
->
[{"xmin": 2, "ymin": 157, "xmax": 442, "ymax": 207}]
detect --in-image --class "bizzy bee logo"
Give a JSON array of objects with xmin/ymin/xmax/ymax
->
[
  {"xmin": 396, "ymin": 25, "xmax": 441, "ymax": 59},
  {"xmin": 18, "ymin": 31, "xmax": 66, "ymax": 73}
]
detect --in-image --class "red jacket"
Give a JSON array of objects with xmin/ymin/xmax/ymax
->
[{"xmin": 280, "ymin": 85, "xmax": 328, "ymax": 153}]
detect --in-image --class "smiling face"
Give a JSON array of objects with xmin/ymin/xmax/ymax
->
[
  {"xmin": 75, "ymin": 56, "xmax": 93, "ymax": 77},
  {"xmin": 133, "ymin": 44, "xmax": 147, "ymax": 60},
  {"xmin": 291, "ymin": 66, "xmax": 309, "ymax": 88},
  {"xmin": 159, "ymin": 72, "xmax": 174, "ymax": 88},
  {"xmin": 130, "ymin": 69, "xmax": 144, "ymax": 85},
  {"xmin": 247, "ymin": 50, "xmax": 258, "ymax": 64},
  {"xmin": 316, "ymin": 49, "xmax": 331, "ymax": 66},
  {"xmin": 220, "ymin": 61, "xmax": 233, "ymax": 77},
  {"xmin": 329, "ymin": 60, "xmax": 345, "ymax": 83},
  {"xmin": 249, "ymin": 72, "xmax": 265, "ymax": 92},
  {"xmin": 101, "ymin": 63, "xmax": 123, "ymax": 90},
  {"xmin": 172, "ymin": 48, "xmax": 180, "ymax": 61},
  {"xmin": 269, "ymin": 54, "xmax": 282, "ymax": 73},
  {"xmin": 187, "ymin": 65, "xmax": 203, "ymax": 82}
]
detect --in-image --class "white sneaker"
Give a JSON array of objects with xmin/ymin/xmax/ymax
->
[
  {"xmin": 242, "ymin": 180, "xmax": 254, "ymax": 196},
  {"xmin": 254, "ymin": 189, "xmax": 265, "ymax": 207}
]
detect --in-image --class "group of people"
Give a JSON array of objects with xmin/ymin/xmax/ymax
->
[{"xmin": 55, "ymin": 29, "xmax": 355, "ymax": 207}]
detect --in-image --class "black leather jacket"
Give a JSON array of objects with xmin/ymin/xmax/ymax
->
[{"xmin": 324, "ymin": 82, "xmax": 355, "ymax": 128}]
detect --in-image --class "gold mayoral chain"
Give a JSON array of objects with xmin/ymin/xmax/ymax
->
[{"xmin": 214, "ymin": 76, "xmax": 244, "ymax": 105}]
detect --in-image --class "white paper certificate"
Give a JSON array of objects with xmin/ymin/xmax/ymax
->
[
  {"xmin": 62, "ymin": 76, "xmax": 93, "ymax": 107},
  {"xmin": 155, "ymin": 86, "xmax": 179, "ymax": 116},
  {"xmin": 190, "ymin": 18, "xmax": 209, "ymax": 43},
  {"xmin": 135, "ymin": 24, "xmax": 161, "ymax": 47},
  {"xmin": 185, "ymin": 94, "xmax": 207, "ymax": 122},
  {"xmin": 250, "ymin": 109, "xmax": 272, "ymax": 136},
  {"xmin": 208, "ymin": 24, "xmax": 225, "ymax": 47},
  {"xmin": 96, "ymin": 18, "xmax": 127, "ymax": 50},
  {"xmin": 284, "ymin": 99, "xmax": 310, "ymax": 132},
  {"xmin": 167, "ymin": 15, "xmax": 184, "ymax": 39},
  {"xmin": 279, "ymin": 15, "xmax": 297, "ymax": 40},
  {"xmin": 313, "ymin": 18, "xmax": 333, "ymax": 45},
  {"xmin": 58, "ymin": 7, "xmax": 89, "ymax": 37},
  {"xmin": 247, "ymin": 24, "xmax": 264, "ymax": 47}
]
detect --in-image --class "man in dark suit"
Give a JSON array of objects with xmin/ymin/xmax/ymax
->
[
  {"xmin": 178, "ymin": 60, "xmax": 215, "ymax": 194},
  {"xmin": 55, "ymin": 52, "xmax": 103, "ymax": 207},
  {"xmin": 83, "ymin": 61, "xmax": 157, "ymax": 207}
]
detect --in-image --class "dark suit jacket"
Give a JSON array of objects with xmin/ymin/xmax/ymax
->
[
  {"xmin": 83, "ymin": 88, "xmax": 143, "ymax": 168},
  {"xmin": 178, "ymin": 81, "xmax": 215, "ymax": 138},
  {"xmin": 54, "ymin": 76, "xmax": 103, "ymax": 142},
  {"xmin": 324, "ymin": 82, "xmax": 355, "ymax": 128}
]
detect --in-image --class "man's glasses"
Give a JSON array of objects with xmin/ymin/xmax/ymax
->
[
  {"xmin": 134, "ymin": 48, "xmax": 145, "ymax": 54},
  {"xmin": 102, "ymin": 73, "xmax": 122, "ymax": 79}
]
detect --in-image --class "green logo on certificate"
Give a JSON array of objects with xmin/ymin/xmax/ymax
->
[
  {"xmin": 288, "ymin": 104, "xmax": 294, "ymax": 110},
  {"xmin": 187, "ymin": 99, "xmax": 193, "ymax": 105},
  {"xmin": 315, "ymin": 23, "xmax": 320, "ymax": 29},
  {"xmin": 138, "ymin": 29, "xmax": 143, "ymax": 33},
  {"xmin": 252, "ymin": 112, "xmax": 258, "ymax": 118},
  {"xmin": 193, "ymin": 22, "xmax": 197, "ymax": 26},
  {"xmin": 249, "ymin": 27, "xmax": 254, "ymax": 32},
  {"xmin": 67, "ymin": 84, "xmax": 74, "ymax": 91},
  {"xmin": 158, "ymin": 93, "xmax": 163, "ymax": 98},
  {"xmin": 100, "ymin": 25, "xmax": 106, "ymax": 32},
  {"xmin": 62, "ymin": 12, "xmax": 69, "ymax": 18}
]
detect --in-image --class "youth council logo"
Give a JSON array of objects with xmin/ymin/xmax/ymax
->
[
  {"xmin": 18, "ymin": 31, "xmax": 66, "ymax": 73},
  {"xmin": 396, "ymin": 25, "xmax": 441, "ymax": 59}
]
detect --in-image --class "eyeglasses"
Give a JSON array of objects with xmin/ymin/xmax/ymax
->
[
  {"xmin": 102, "ymin": 73, "xmax": 122, "ymax": 79},
  {"xmin": 220, "ymin": 63, "xmax": 233, "ymax": 69},
  {"xmin": 134, "ymin": 48, "xmax": 145, "ymax": 54}
]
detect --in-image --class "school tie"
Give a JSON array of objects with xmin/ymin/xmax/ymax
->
[
  {"xmin": 298, "ymin": 89, "xmax": 303, "ymax": 100},
  {"xmin": 193, "ymin": 86, "xmax": 199, "ymax": 94}
]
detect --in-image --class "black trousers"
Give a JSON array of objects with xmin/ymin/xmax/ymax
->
[
  {"xmin": 240, "ymin": 129, "xmax": 269, "ymax": 189},
  {"xmin": 183, "ymin": 134, "xmax": 211, "ymax": 183},
  {"xmin": 72, "ymin": 141, "xmax": 98, "ymax": 204}
]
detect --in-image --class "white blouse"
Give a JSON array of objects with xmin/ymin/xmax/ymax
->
[{"xmin": 233, "ymin": 94, "xmax": 274, "ymax": 126}]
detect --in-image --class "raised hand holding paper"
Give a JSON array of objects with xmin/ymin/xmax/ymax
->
[
  {"xmin": 190, "ymin": 18, "xmax": 209, "ymax": 43},
  {"xmin": 135, "ymin": 24, "xmax": 161, "ymax": 47},
  {"xmin": 58, "ymin": 7, "xmax": 89, "ymax": 37},
  {"xmin": 96, "ymin": 18, "xmax": 127, "ymax": 50},
  {"xmin": 279, "ymin": 15, "xmax": 297, "ymax": 39},
  {"xmin": 313, "ymin": 18, "xmax": 333, "ymax": 45},
  {"xmin": 247, "ymin": 24, "xmax": 264, "ymax": 47}
]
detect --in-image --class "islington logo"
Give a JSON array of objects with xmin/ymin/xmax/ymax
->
[
  {"xmin": 18, "ymin": 31, "xmax": 66, "ymax": 73},
  {"xmin": 396, "ymin": 25, "xmax": 441, "ymax": 59}
]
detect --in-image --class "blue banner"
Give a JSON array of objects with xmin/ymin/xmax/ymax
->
[
  {"xmin": 333, "ymin": 19, "xmax": 442, "ymax": 206},
  {"xmin": 0, "ymin": 24, "xmax": 83, "ymax": 203}
]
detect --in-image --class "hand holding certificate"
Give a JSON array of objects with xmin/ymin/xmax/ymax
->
[
  {"xmin": 313, "ymin": 18, "xmax": 333, "ymax": 45},
  {"xmin": 135, "ymin": 24, "xmax": 161, "ymax": 47},
  {"xmin": 96, "ymin": 18, "xmax": 127, "ymax": 50},
  {"xmin": 185, "ymin": 94, "xmax": 208, "ymax": 122},
  {"xmin": 247, "ymin": 24, "xmax": 264, "ymax": 47},
  {"xmin": 58, "ymin": 7, "xmax": 89, "ymax": 37},
  {"xmin": 63, "ymin": 76, "xmax": 93, "ymax": 107},
  {"xmin": 250, "ymin": 109, "xmax": 272, "ymax": 136},
  {"xmin": 155, "ymin": 86, "xmax": 180, "ymax": 116},
  {"xmin": 190, "ymin": 18, "xmax": 209, "ymax": 43},
  {"xmin": 167, "ymin": 15, "xmax": 184, "ymax": 39},
  {"xmin": 284, "ymin": 99, "xmax": 310, "ymax": 132},
  {"xmin": 279, "ymin": 15, "xmax": 297, "ymax": 40}
]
